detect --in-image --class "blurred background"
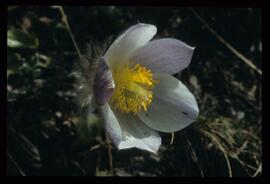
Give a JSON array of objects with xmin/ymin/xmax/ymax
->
[{"xmin": 7, "ymin": 6, "xmax": 261, "ymax": 176}]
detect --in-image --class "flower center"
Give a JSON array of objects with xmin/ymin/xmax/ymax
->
[{"xmin": 109, "ymin": 63, "xmax": 156, "ymax": 114}]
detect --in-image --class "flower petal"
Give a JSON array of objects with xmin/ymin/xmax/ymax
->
[
  {"xmin": 130, "ymin": 38, "xmax": 195, "ymax": 74},
  {"xmin": 116, "ymin": 112, "xmax": 161, "ymax": 153},
  {"xmin": 138, "ymin": 74, "xmax": 199, "ymax": 133},
  {"xmin": 100, "ymin": 103, "xmax": 161, "ymax": 153},
  {"xmin": 104, "ymin": 23, "xmax": 157, "ymax": 69},
  {"xmin": 100, "ymin": 103, "xmax": 122, "ymax": 147}
]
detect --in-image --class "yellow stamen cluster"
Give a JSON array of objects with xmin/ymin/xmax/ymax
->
[{"xmin": 109, "ymin": 63, "xmax": 156, "ymax": 114}]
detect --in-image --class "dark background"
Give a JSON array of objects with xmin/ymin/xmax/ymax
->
[{"xmin": 7, "ymin": 6, "xmax": 261, "ymax": 176}]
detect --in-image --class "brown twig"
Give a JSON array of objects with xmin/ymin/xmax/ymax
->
[
  {"xmin": 202, "ymin": 130, "xmax": 232, "ymax": 177},
  {"xmin": 55, "ymin": 6, "xmax": 83, "ymax": 60},
  {"xmin": 252, "ymin": 163, "xmax": 262, "ymax": 177},
  {"xmin": 105, "ymin": 132, "xmax": 115, "ymax": 175},
  {"xmin": 189, "ymin": 8, "xmax": 262, "ymax": 76},
  {"xmin": 7, "ymin": 151, "xmax": 26, "ymax": 176},
  {"xmin": 183, "ymin": 135, "xmax": 205, "ymax": 177}
]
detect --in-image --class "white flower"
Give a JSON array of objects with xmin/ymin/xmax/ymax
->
[{"xmin": 94, "ymin": 23, "xmax": 199, "ymax": 153}]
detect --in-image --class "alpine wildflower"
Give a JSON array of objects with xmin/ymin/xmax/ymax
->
[{"xmin": 85, "ymin": 23, "xmax": 199, "ymax": 153}]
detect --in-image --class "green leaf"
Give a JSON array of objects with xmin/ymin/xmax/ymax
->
[{"xmin": 7, "ymin": 29, "xmax": 39, "ymax": 49}]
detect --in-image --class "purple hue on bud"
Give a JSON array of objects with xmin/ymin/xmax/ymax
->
[{"xmin": 93, "ymin": 57, "xmax": 115, "ymax": 105}]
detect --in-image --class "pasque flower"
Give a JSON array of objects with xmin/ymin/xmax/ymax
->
[{"xmin": 93, "ymin": 23, "xmax": 199, "ymax": 153}]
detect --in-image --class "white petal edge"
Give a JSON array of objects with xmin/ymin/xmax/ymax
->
[
  {"xmin": 104, "ymin": 23, "xmax": 157, "ymax": 70},
  {"xmin": 100, "ymin": 103, "xmax": 122, "ymax": 147},
  {"xmin": 116, "ymin": 112, "xmax": 161, "ymax": 153},
  {"xmin": 138, "ymin": 74, "xmax": 199, "ymax": 133},
  {"xmin": 130, "ymin": 38, "xmax": 195, "ymax": 74},
  {"xmin": 100, "ymin": 103, "xmax": 161, "ymax": 153}
]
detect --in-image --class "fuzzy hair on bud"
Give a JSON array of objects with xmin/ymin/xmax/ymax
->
[{"xmin": 73, "ymin": 40, "xmax": 113, "ymax": 109}]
